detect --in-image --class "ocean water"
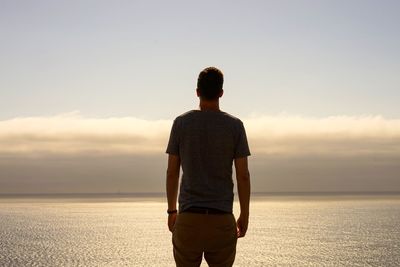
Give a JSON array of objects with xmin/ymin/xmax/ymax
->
[{"xmin": 0, "ymin": 195, "xmax": 399, "ymax": 266}]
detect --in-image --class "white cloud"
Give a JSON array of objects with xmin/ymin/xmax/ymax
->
[
  {"xmin": 245, "ymin": 115, "xmax": 400, "ymax": 156},
  {"xmin": 1, "ymin": 112, "xmax": 400, "ymax": 193},
  {"xmin": 0, "ymin": 111, "xmax": 171, "ymax": 156},
  {"xmin": 1, "ymin": 112, "xmax": 400, "ymax": 157}
]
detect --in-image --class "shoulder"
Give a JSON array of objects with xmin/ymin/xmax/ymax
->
[
  {"xmin": 220, "ymin": 111, "xmax": 244, "ymax": 126},
  {"xmin": 172, "ymin": 110, "xmax": 197, "ymax": 125},
  {"xmin": 177, "ymin": 110, "xmax": 197, "ymax": 119}
]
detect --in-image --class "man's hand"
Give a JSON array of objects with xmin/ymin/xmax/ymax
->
[
  {"xmin": 166, "ymin": 154, "xmax": 180, "ymax": 233},
  {"xmin": 234, "ymin": 156, "xmax": 251, "ymax": 238},
  {"xmin": 236, "ymin": 213, "xmax": 249, "ymax": 238},
  {"xmin": 168, "ymin": 213, "xmax": 177, "ymax": 232}
]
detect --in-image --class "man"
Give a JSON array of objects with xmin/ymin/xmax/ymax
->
[{"xmin": 166, "ymin": 67, "xmax": 251, "ymax": 267}]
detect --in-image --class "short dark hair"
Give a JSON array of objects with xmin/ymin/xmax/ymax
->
[{"xmin": 197, "ymin": 67, "xmax": 224, "ymax": 100}]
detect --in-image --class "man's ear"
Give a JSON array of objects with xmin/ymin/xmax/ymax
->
[
  {"xmin": 196, "ymin": 88, "xmax": 201, "ymax": 97},
  {"xmin": 219, "ymin": 89, "xmax": 224, "ymax": 98}
]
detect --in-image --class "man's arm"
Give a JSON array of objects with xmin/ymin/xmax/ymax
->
[
  {"xmin": 234, "ymin": 156, "xmax": 251, "ymax": 238},
  {"xmin": 166, "ymin": 154, "xmax": 181, "ymax": 232}
]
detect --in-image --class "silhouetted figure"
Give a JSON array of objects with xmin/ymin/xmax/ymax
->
[{"xmin": 166, "ymin": 67, "xmax": 251, "ymax": 267}]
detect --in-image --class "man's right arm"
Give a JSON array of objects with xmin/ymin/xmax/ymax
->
[
  {"xmin": 234, "ymin": 156, "xmax": 251, "ymax": 238},
  {"xmin": 166, "ymin": 154, "xmax": 180, "ymax": 232}
]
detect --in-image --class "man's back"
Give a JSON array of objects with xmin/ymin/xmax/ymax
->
[
  {"xmin": 165, "ymin": 67, "xmax": 251, "ymax": 267},
  {"xmin": 167, "ymin": 110, "xmax": 250, "ymax": 213}
]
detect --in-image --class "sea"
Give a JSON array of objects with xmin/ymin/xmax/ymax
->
[{"xmin": 0, "ymin": 193, "xmax": 399, "ymax": 267}]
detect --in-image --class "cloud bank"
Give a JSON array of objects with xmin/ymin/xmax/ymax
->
[
  {"xmin": 1, "ymin": 111, "xmax": 399, "ymax": 194},
  {"xmin": 0, "ymin": 111, "xmax": 171, "ymax": 156},
  {"xmin": 1, "ymin": 111, "xmax": 399, "ymax": 157}
]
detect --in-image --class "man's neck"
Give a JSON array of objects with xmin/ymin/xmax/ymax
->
[{"xmin": 199, "ymin": 99, "xmax": 220, "ymax": 111}]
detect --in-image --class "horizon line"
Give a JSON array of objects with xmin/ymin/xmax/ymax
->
[{"xmin": 1, "ymin": 191, "xmax": 399, "ymax": 198}]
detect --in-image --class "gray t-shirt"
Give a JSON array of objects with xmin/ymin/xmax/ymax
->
[{"xmin": 166, "ymin": 110, "xmax": 251, "ymax": 213}]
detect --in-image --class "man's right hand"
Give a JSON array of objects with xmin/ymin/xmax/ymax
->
[
  {"xmin": 168, "ymin": 213, "xmax": 177, "ymax": 232},
  {"xmin": 236, "ymin": 213, "xmax": 249, "ymax": 238}
]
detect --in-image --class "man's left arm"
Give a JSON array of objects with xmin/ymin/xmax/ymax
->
[{"xmin": 166, "ymin": 154, "xmax": 180, "ymax": 232}]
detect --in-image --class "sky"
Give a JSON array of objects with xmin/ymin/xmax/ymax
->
[{"xmin": 0, "ymin": 0, "xmax": 399, "ymax": 194}]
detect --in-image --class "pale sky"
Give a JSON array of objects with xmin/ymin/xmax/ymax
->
[{"xmin": 0, "ymin": 1, "xmax": 399, "ymax": 194}]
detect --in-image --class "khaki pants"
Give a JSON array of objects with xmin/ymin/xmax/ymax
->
[{"xmin": 172, "ymin": 212, "xmax": 238, "ymax": 267}]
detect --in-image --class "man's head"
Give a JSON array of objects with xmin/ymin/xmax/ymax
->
[{"xmin": 197, "ymin": 67, "xmax": 224, "ymax": 100}]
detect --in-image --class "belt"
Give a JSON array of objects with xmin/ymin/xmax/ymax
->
[{"xmin": 182, "ymin": 206, "xmax": 231, "ymax": 215}]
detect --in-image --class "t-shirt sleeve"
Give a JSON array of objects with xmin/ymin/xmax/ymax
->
[
  {"xmin": 166, "ymin": 119, "xmax": 180, "ymax": 155},
  {"xmin": 234, "ymin": 121, "xmax": 251, "ymax": 158}
]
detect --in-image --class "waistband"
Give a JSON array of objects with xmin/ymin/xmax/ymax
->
[{"xmin": 181, "ymin": 206, "xmax": 232, "ymax": 215}]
